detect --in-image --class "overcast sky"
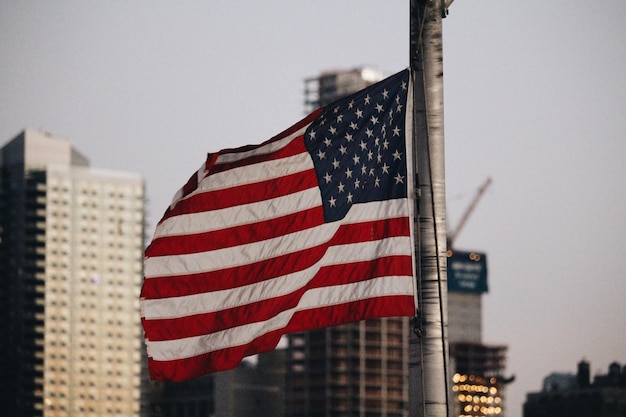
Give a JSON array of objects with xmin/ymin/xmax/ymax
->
[{"xmin": 2, "ymin": 1, "xmax": 625, "ymax": 416}]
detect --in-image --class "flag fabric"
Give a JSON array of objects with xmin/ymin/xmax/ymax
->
[{"xmin": 141, "ymin": 69, "xmax": 417, "ymax": 382}]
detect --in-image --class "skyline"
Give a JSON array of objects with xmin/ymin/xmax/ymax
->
[{"xmin": 2, "ymin": 2, "xmax": 625, "ymax": 416}]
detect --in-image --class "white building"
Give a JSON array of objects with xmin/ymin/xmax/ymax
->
[{"xmin": 0, "ymin": 129, "xmax": 146, "ymax": 416}]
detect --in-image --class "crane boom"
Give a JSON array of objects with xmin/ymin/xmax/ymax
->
[{"xmin": 447, "ymin": 177, "xmax": 492, "ymax": 249}]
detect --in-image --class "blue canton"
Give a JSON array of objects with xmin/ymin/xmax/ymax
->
[{"xmin": 305, "ymin": 69, "xmax": 410, "ymax": 223}]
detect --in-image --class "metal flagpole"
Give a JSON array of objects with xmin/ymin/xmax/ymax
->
[{"xmin": 409, "ymin": 0, "xmax": 451, "ymax": 416}]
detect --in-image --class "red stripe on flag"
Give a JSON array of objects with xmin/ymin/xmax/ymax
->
[
  {"xmin": 180, "ymin": 171, "xmax": 198, "ymax": 199},
  {"xmin": 146, "ymin": 295, "xmax": 415, "ymax": 382}
]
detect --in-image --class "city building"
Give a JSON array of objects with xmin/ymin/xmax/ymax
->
[
  {"xmin": 303, "ymin": 67, "xmax": 384, "ymax": 113},
  {"xmin": 447, "ymin": 249, "xmax": 510, "ymax": 417},
  {"xmin": 447, "ymin": 250, "xmax": 487, "ymax": 344},
  {"xmin": 287, "ymin": 318, "xmax": 411, "ymax": 417},
  {"xmin": 0, "ymin": 129, "xmax": 146, "ymax": 416},
  {"xmin": 449, "ymin": 343, "xmax": 507, "ymax": 417},
  {"xmin": 523, "ymin": 359, "xmax": 626, "ymax": 417}
]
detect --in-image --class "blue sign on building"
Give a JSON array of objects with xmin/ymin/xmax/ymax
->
[{"xmin": 447, "ymin": 250, "xmax": 488, "ymax": 294}]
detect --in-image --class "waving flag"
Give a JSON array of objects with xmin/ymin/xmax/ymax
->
[{"xmin": 141, "ymin": 69, "xmax": 417, "ymax": 382}]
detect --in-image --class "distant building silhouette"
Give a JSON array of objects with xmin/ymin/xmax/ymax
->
[
  {"xmin": 0, "ymin": 130, "xmax": 146, "ymax": 416},
  {"xmin": 523, "ymin": 359, "xmax": 626, "ymax": 417}
]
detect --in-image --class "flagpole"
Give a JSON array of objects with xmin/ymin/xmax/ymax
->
[{"xmin": 409, "ymin": 1, "xmax": 451, "ymax": 417}]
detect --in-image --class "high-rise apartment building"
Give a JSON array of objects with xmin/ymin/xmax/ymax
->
[{"xmin": 0, "ymin": 129, "xmax": 146, "ymax": 416}]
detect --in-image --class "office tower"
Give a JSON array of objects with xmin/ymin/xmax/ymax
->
[{"xmin": 0, "ymin": 129, "xmax": 146, "ymax": 416}]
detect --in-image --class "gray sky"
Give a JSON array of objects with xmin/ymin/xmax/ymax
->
[{"xmin": 2, "ymin": 1, "xmax": 625, "ymax": 416}]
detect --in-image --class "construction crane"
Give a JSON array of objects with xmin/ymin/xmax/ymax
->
[{"xmin": 447, "ymin": 177, "xmax": 492, "ymax": 250}]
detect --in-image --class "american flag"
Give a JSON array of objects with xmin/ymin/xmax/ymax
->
[{"xmin": 141, "ymin": 69, "xmax": 417, "ymax": 382}]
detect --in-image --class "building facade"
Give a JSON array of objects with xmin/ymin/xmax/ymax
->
[
  {"xmin": 287, "ymin": 318, "xmax": 411, "ymax": 417},
  {"xmin": 0, "ymin": 130, "xmax": 146, "ymax": 416},
  {"xmin": 303, "ymin": 67, "xmax": 384, "ymax": 113}
]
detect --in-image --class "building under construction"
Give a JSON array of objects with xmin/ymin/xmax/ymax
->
[
  {"xmin": 447, "ymin": 178, "xmax": 511, "ymax": 417},
  {"xmin": 287, "ymin": 319, "xmax": 412, "ymax": 417}
]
